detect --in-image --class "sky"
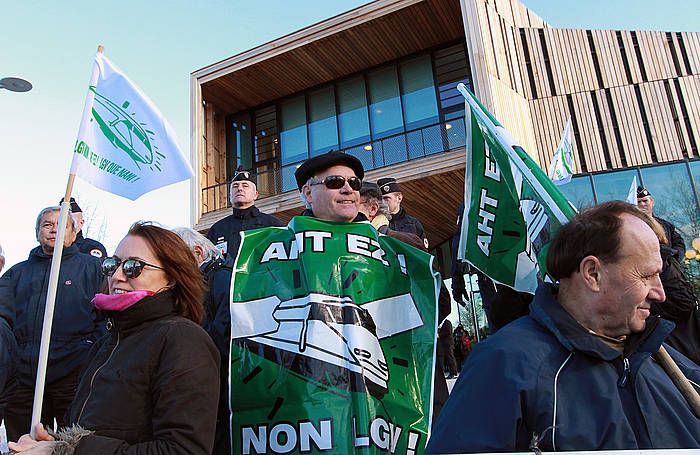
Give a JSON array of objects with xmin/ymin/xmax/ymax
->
[{"xmin": 1, "ymin": 0, "xmax": 698, "ymax": 270}]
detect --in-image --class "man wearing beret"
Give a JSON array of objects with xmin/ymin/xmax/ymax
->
[
  {"xmin": 637, "ymin": 186, "xmax": 686, "ymax": 258},
  {"xmin": 207, "ymin": 168, "xmax": 284, "ymax": 259},
  {"xmin": 59, "ymin": 197, "xmax": 108, "ymax": 259},
  {"xmin": 376, "ymin": 177, "xmax": 429, "ymax": 249}
]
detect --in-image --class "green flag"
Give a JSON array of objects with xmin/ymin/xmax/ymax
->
[
  {"xmin": 229, "ymin": 216, "xmax": 439, "ymax": 454},
  {"xmin": 456, "ymin": 84, "xmax": 576, "ymax": 293}
]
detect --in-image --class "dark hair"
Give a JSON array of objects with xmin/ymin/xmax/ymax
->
[
  {"xmin": 547, "ymin": 201, "xmax": 657, "ymax": 280},
  {"xmin": 127, "ymin": 221, "xmax": 205, "ymax": 323}
]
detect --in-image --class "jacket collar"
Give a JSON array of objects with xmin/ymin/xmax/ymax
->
[
  {"xmin": 30, "ymin": 244, "xmax": 79, "ymax": 260},
  {"xmin": 531, "ymin": 283, "xmax": 674, "ymax": 361},
  {"xmin": 231, "ymin": 205, "xmax": 259, "ymax": 219},
  {"xmin": 394, "ymin": 207, "xmax": 407, "ymax": 218},
  {"xmin": 107, "ymin": 290, "xmax": 179, "ymax": 333}
]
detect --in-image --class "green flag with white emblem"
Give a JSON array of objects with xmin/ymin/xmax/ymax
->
[
  {"xmin": 456, "ymin": 84, "xmax": 575, "ymax": 293},
  {"xmin": 71, "ymin": 52, "xmax": 193, "ymax": 200},
  {"xmin": 229, "ymin": 216, "xmax": 439, "ymax": 455}
]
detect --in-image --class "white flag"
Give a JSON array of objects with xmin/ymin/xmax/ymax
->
[
  {"xmin": 71, "ymin": 53, "xmax": 193, "ymax": 200},
  {"xmin": 626, "ymin": 175, "xmax": 638, "ymax": 205},
  {"xmin": 548, "ymin": 118, "xmax": 574, "ymax": 186}
]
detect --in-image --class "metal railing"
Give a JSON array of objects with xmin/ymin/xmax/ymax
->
[{"xmin": 201, "ymin": 117, "xmax": 466, "ymax": 215}]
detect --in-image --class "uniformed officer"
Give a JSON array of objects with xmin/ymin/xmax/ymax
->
[
  {"xmin": 376, "ymin": 177, "xmax": 429, "ymax": 249},
  {"xmin": 637, "ymin": 186, "xmax": 686, "ymax": 258},
  {"xmin": 206, "ymin": 168, "xmax": 284, "ymax": 259},
  {"xmin": 59, "ymin": 197, "xmax": 108, "ymax": 259}
]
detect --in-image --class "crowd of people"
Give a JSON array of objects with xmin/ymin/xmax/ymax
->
[{"xmin": 0, "ymin": 150, "xmax": 699, "ymax": 453}]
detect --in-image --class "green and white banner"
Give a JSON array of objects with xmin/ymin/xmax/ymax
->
[
  {"xmin": 230, "ymin": 216, "xmax": 439, "ymax": 455},
  {"xmin": 71, "ymin": 52, "xmax": 193, "ymax": 200},
  {"xmin": 456, "ymin": 84, "xmax": 575, "ymax": 293}
]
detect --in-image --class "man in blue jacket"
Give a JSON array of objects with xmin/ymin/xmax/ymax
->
[
  {"xmin": 427, "ymin": 201, "xmax": 700, "ymax": 453},
  {"xmin": 0, "ymin": 206, "xmax": 104, "ymax": 441}
]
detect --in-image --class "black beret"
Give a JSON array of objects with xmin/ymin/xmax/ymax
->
[
  {"xmin": 377, "ymin": 177, "xmax": 400, "ymax": 195},
  {"xmin": 637, "ymin": 186, "xmax": 651, "ymax": 199},
  {"xmin": 59, "ymin": 197, "xmax": 82, "ymax": 213},
  {"xmin": 231, "ymin": 167, "xmax": 256, "ymax": 184},
  {"xmin": 294, "ymin": 151, "xmax": 364, "ymax": 190}
]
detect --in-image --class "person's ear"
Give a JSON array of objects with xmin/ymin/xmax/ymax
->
[
  {"xmin": 579, "ymin": 255, "xmax": 602, "ymax": 292},
  {"xmin": 302, "ymin": 185, "xmax": 313, "ymax": 204}
]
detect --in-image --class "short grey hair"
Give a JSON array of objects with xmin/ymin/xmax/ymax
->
[
  {"xmin": 172, "ymin": 227, "xmax": 221, "ymax": 264},
  {"xmin": 35, "ymin": 206, "xmax": 78, "ymax": 240}
]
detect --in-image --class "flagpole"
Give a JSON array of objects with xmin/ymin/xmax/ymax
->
[{"xmin": 30, "ymin": 45, "xmax": 104, "ymax": 438}]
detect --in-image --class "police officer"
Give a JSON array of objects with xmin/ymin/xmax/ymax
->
[
  {"xmin": 59, "ymin": 197, "xmax": 108, "ymax": 259},
  {"xmin": 207, "ymin": 168, "xmax": 284, "ymax": 259},
  {"xmin": 376, "ymin": 177, "xmax": 428, "ymax": 249},
  {"xmin": 637, "ymin": 186, "xmax": 686, "ymax": 258}
]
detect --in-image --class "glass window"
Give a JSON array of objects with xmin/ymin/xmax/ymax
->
[
  {"xmin": 308, "ymin": 86, "xmax": 339, "ymax": 157},
  {"xmin": 641, "ymin": 162, "xmax": 699, "ymax": 242},
  {"xmin": 227, "ymin": 111, "xmax": 252, "ymax": 179},
  {"xmin": 367, "ymin": 65, "xmax": 404, "ymax": 139},
  {"xmin": 400, "ymin": 55, "xmax": 439, "ymax": 130},
  {"xmin": 279, "ymin": 95, "xmax": 308, "ymax": 165},
  {"xmin": 337, "ymin": 76, "xmax": 371, "ymax": 149},
  {"xmin": 592, "ymin": 169, "xmax": 639, "ymax": 203},
  {"xmin": 558, "ymin": 174, "xmax": 595, "ymax": 211}
]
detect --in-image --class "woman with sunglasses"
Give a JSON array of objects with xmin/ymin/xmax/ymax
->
[{"xmin": 10, "ymin": 222, "xmax": 220, "ymax": 455}]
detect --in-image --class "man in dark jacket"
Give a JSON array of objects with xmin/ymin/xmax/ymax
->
[
  {"xmin": 376, "ymin": 177, "xmax": 428, "ymax": 249},
  {"xmin": 0, "ymin": 206, "xmax": 104, "ymax": 441},
  {"xmin": 206, "ymin": 168, "xmax": 284, "ymax": 259},
  {"xmin": 427, "ymin": 201, "xmax": 700, "ymax": 453},
  {"xmin": 59, "ymin": 197, "xmax": 108, "ymax": 259},
  {"xmin": 174, "ymin": 226, "xmax": 233, "ymax": 454},
  {"xmin": 637, "ymin": 186, "xmax": 686, "ymax": 257}
]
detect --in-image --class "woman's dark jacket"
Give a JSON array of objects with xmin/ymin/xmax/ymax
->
[{"xmin": 67, "ymin": 290, "xmax": 221, "ymax": 454}]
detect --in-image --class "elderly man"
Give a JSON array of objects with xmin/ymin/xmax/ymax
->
[
  {"xmin": 295, "ymin": 151, "xmax": 366, "ymax": 222},
  {"xmin": 207, "ymin": 168, "xmax": 284, "ymax": 258},
  {"xmin": 637, "ymin": 186, "xmax": 685, "ymax": 257},
  {"xmin": 59, "ymin": 197, "xmax": 108, "ymax": 259},
  {"xmin": 0, "ymin": 206, "xmax": 104, "ymax": 441},
  {"xmin": 426, "ymin": 201, "xmax": 700, "ymax": 453},
  {"xmin": 376, "ymin": 177, "xmax": 428, "ymax": 249}
]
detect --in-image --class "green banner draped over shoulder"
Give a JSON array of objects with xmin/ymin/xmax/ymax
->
[
  {"xmin": 457, "ymin": 83, "xmax": 576, "ymax": 293},
  {"xmin": 229, "ymin": 216, "xmax": 439, "ymax": 455}
]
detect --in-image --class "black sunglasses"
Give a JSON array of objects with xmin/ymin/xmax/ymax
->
[
  {"xmin": 310, "ymin": 175, "xmax": 362, "ymax": 191},
  {"xmin": 101, "ymin": 256, "xmax": 165, "ymax": 279}
]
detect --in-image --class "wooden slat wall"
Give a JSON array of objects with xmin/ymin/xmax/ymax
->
[
  {"xmin": 201, "ymin": 102, "xmax": 228, "ymax": 214},
  {"xmin": 474, "ymin": 0, "xmax": 700, "ymax": 175}
]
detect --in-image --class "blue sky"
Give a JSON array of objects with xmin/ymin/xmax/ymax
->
[{"xmin": 0, "ymin": 0, "xmax": 697, "ymax": 269}]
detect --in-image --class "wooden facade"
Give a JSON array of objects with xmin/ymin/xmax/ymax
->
[{"xmin": 191, "ymin": 0, "xmax": 700, "ymax": 250}]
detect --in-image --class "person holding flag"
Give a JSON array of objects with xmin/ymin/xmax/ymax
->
[
  {"xmin": 9, "ymin": 222, "xmax": 220, "ymax": 454},
  {"xmin": 10, "ymin": 45, "xmax": 198, "ymax": 449}
]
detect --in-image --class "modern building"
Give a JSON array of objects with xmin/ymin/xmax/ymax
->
[{"xmin": 190, "ymin": 0, "xmax": 700, "ymax": 282}]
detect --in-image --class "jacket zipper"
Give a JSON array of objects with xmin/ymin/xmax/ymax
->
[
  {"xmin": 77, "ymin": 318, "xmax": 120, "ymax": 424},
  {"xmin": 618, "ymin": 357, "xmax": 631, "ymax": 387}
]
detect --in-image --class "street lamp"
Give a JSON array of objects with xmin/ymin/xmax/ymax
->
[{"xmin": 0, "ymin": 77, "xmax": 32, "ymax": 92}]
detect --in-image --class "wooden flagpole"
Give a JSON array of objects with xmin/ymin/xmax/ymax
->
[{"xmin": 29, "ymin": 45, "xmax": 104, "ymax": 438}]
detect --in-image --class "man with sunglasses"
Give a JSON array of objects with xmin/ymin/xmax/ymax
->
[
  {"xmin": 206, "ymin": 167, "xmax": 284, "ymax": 259},
  {"xmin": 295, "ymin": 151, "xmax": 366, "ymax": 223},
  {"xmin": 0, "ymin": 206, "xmax": 104, "ymax": 441}
]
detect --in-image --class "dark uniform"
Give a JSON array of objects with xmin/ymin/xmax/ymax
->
[
  {"xmin": 74, "ymin": 231, "xmax": 108, "ymax": 259},
  {"xmin": 206, "ymin": 206, "xmax": 284, "ymax": 258},
  {"xmin": 377, "ymin": 177, "xmax": 429, "ymax": 249}
]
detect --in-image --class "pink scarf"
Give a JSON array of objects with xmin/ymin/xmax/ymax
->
[{"xmin": 92, "ymin": 290, "xmax": 154, "ymax": 312}]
